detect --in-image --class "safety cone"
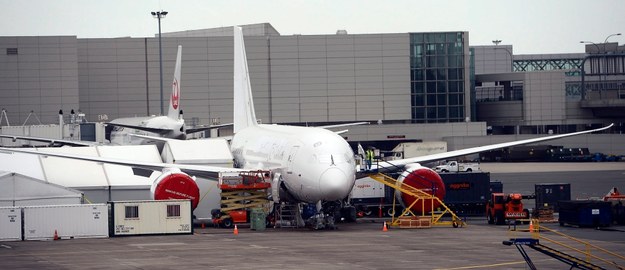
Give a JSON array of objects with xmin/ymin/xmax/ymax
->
[
  {"xmin": 201, "ymin": 222, "xmax": 205, "ymax": 229},
  {"xmin": 233, "ymin": 224, "xmax": 239, "ymax": 235},
  {"xmin": 382, "ymin": 221, "xmax": 388, "ymax": 232},
  {"xmin": 529, "ymin": 219, "xmax": 534, "ymax": 233},
  {"xmin": 53, "ymin": 230, "xmax": 59, "ymax": 241}
]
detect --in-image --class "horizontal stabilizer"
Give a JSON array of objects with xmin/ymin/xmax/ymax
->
[
  {"xmin": 185, "ymin": 123, "xmax": 233, "ymax": 134},
  {"xmin": 106, "ymin": 123, "xmax": 173, "ymax": 135}
]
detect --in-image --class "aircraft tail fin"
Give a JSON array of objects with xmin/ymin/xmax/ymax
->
[
  {"xmin": 167, "ymin": 45, "xmax": 182, "ymax": 120},
  {"xmin": 233, "ymin": 26, "xmax": 257, "ymax": 133}
]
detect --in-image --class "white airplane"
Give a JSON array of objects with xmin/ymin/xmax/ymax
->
[
  {"xmin": 0, "ymin": 45, "xmax": 228, "ymax": 148},
  {"xmin": 0, "ymin": 26, "xmax": 614, "ymax": 229}
]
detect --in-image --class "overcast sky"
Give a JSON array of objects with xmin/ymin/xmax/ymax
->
[{"xmin": 1, "ymin": 0, "xmax": 623, "ymax": 55}]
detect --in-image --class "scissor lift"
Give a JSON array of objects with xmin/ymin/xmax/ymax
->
[{"xmin": 212, "ymin": 170, "xmax": 271, "ymax": 228}]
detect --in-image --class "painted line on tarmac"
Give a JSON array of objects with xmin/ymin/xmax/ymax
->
[{"xmin": 434, "ymin": 258, "xmax": 554, "ymax": 269}]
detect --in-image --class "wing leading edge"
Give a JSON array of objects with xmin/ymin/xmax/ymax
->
[
  {"xmin": 0, "ymin": 134, "xmax": 100, "ymax": 147},
  {"xmin": 0, "ymin": 147, "xmax": 245, "ymax": 180},
  {"xmin": 378, "ymin": 123, "xmax": 614, "ymax": 171}
]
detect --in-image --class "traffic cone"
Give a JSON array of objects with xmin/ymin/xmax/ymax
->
[
  {"xmin": 382, "ymin": 221, "xmax": 388, "ymax": 232},
  {"xmin": 529, "ymin": 219, "xmax": 534, "ymax": 233},
  {"xmin": 233, "ymin": 224, "xmax": 239, "ymax": 235},
  {"xmin": 53, "ymin": 230, "xmax": 59, "ymax": 241},
  {"xmin": 201, "ymin": 222, "xmax": 205, "ymax": 229}
]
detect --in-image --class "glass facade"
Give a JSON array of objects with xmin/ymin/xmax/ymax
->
[{"xmin": 410, "ymin": 32, "xmax": 465, "ymax": 123}]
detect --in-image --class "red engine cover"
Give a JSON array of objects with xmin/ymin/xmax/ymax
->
[
  {"xmin": 153, "ymin": 173, "xmax": 200, "ymax": 210},
  {"xmin": 399, "ymin": 167, "xmax": 446, "ymax": 214}
]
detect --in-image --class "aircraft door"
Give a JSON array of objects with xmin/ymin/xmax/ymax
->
[{"xmin": 286, "ymin": 145, "xmax": 299, "ymax": 174}]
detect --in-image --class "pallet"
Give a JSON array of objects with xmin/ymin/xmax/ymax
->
[{"xmin": 398, "ymin": 216, "xmax": 431, "ymax": 229}]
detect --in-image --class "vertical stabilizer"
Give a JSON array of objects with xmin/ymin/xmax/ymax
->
[
  {"xmin": 233, "ymin": 26, "xmax": 258, "ymax": 133},
  {"xmin": 167, "ymin": 45, "xmax": 182, "ymax": 120}
]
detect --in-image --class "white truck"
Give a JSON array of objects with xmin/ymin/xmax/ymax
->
[
  {"xmin": 434, "ymin": 161, "xmax": 480, "ymax": 173},
  {"xmin": 386, "ymin": 141, "xmax": 447, "ymax": 161}
]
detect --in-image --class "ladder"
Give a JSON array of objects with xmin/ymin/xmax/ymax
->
[
  {"xmin": 274, "ymin": 202, "xmax": 301, "ymax": 228},
  {"xmin": 504, "ymin": 220, "xmax": 625, "ymax": 270},
  {"xmin": 367, "ymin": 173, "xmax": 465, "ymax": 227},
  {"xmin": 504, "ymin": 238, "xmax": 607, "ymax": 270}
]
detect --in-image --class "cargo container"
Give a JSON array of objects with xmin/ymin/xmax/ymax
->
[
  {"xmin": 110, "ymin": 200, "xmax": 193, "ymax": 236},
  {"xmin": 350, "ymin": 176, "xmax": 398, "ymax": 217},
  {"xmin": 23, "ymin": 204, "xmax": 109, "ymax": 240},
  {"xmin": 559, "ymin": 200, "xmax": 612, "ymax": 227},
  {"xmin": 440, "ymin": 172, "xmax": 491, "ymax": 216},
  {"xmin": 0, "ymin": 207, "xmax": 22, "ymax": 241},
  {"xmin": 535, "ymin": 183, "xmax": 571, "ymax": 212}
]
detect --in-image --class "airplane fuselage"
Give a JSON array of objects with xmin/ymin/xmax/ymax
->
[
  {"xmin": 230, "ymin": 124, "xmax": 356, "ymax": 203},
  {"xmin": 109, "ymin": 116, "xmax": 185, "ymax": 146}
]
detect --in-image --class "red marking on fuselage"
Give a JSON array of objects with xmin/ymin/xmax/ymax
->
[{"xmin": 171, "ymin": 78, "xmax": 180, "ymax": 110}]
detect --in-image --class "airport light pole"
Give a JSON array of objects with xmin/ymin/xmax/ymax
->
[
  {"xmin": 604, "ymin": 33, "xmax": 621, "ymax": 44},
  {"xmin": 151, "ymin": 10, "xmax": 168, "ymax": 115},
  {"xmin": 492, "ymin": 40, "xmax": 513, "ymax": 72}
]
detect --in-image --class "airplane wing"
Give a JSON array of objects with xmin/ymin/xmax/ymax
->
[
  {"xmin": 105, "ymin": 122, "xmax": 173, "ymax": 135},
  {"xmin": 0, "ymin": 134, "xmax": 100, "ymax": 147},
  {"xmin": 185, "ymin": 123, "xmax": 233, "ymax": 134},
  {"xmin": 0, "ymin": 147, "xmax": 245, "ymax": 179},
  {"xmin": 376, "ymin": 123, "xmax": 614, "ymax": 171}
]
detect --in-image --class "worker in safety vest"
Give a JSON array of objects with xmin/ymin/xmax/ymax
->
[{"xmin": 365, "ymin": 148, "xmax": 374, "ymax": 170}]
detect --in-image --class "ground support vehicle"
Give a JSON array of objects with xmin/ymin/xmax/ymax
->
[
  {"xmin": 434, "ymin": 161, "xmax": 480, "ymax": 173},
  {"xmin": 486, "ymin": 193, "xmax": 532, "ymax": 225},
  {"xmin": 211, "ymin": 171, "xmax": 271, "ymax": 228}
]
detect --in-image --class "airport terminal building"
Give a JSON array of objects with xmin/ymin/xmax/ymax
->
[{"xmin": 1, "ymin": 23, "xmax": 623, "ymax": 153}]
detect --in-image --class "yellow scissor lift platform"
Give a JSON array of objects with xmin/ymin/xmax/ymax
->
[
  {"xmin": 212, "ymin": 171, "xmax": 272, "ymax": 228},
  {"xmin": 368, "ymin": 173, "xmax": 466, "ymax": 228}
]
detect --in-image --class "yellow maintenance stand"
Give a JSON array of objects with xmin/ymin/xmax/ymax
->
[
  {"xmin": 367, "ymin": 173, "xmax": 465, "ymax": 228},
  {"xmin": 504, "ymin": 219, "xmax": 625, "ymax": 269}
]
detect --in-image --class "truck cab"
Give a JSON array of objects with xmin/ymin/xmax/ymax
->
[{"xmin": 486, "ymin": 193, "xmax": 530, "ymax": 225}]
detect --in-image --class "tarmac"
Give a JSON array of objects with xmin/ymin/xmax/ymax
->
[{"xmin": 1, "ymin": 162, "xmax": 625, "ymax": 269}]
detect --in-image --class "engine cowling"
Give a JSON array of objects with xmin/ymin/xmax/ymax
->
[
  {"xmin": 395, "ymin": 164, "xmax": 446, "ymax": 214},
  {"xmin": 150, "ymin": 168, "xmax": 200, "ymax": 210}
]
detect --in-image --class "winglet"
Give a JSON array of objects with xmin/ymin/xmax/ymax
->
[
  {"xmin": 167, "ymin": 45, "xmax": 182, "ymax": 120},
  {"xmin": 233, "ymin": 26, "xmax": 257, "ymax": 133}
]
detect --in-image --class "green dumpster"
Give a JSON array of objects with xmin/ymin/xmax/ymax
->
[{"xmin": 250, "ymin": 208, "xmax": 267, "ymax": 231}]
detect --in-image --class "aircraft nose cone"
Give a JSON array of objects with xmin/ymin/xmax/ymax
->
[{"xmin": 319, "ymin": 167, "xmax": 350, "ymax": 201}]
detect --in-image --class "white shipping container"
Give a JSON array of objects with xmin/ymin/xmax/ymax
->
[
  {"xmin": 111, "ymin": 200, "xmax": 192, "ymax": 236},
  {"xmin": 0, "ymin": 207, "xmax": 22, "ymax": 241},
  {"xmin": 23, "ymin": 204, "xmax": 109, "ymax": 240},
  {"xmin": 350, "ymin": 177, "xmax": 385, "ymax": 199}
]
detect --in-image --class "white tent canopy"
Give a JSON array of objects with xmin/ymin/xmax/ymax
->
[{"xmin": 0, "ymin": 171, "xmax": 83, "ymax": 206}]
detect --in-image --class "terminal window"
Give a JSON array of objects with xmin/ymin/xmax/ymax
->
[
  {"xmin": 125, "ymin": 205, "xmax": 139, "ymax": 219},
  {"xmin": 167, "ymin": 204, "xmax": 181, "ymax": 218}
]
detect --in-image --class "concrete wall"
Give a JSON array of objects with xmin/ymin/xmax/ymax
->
[
  {"xmin": 75, "ymin": 33, "xmax": 411, "ymax": 126},
  {"xmin": 523, "ymin": 71, "xmax": 566, "ymax": 125},
  {"xmin": 0, "ymin": 36, "xmax": 79, "ymax": 125},
  {"xmin": 344, "ymin": 122, "xmax": 486, "ymax": 142}
]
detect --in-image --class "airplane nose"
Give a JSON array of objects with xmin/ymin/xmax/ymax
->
[{"xmin": 319, "ymin": 167, "xmax": 351, "ymax": 200}]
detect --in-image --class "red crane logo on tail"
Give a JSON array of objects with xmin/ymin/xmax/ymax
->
[{"xmin": 171, "ymin": 78, "xmax": 180, "ymax": 110}]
